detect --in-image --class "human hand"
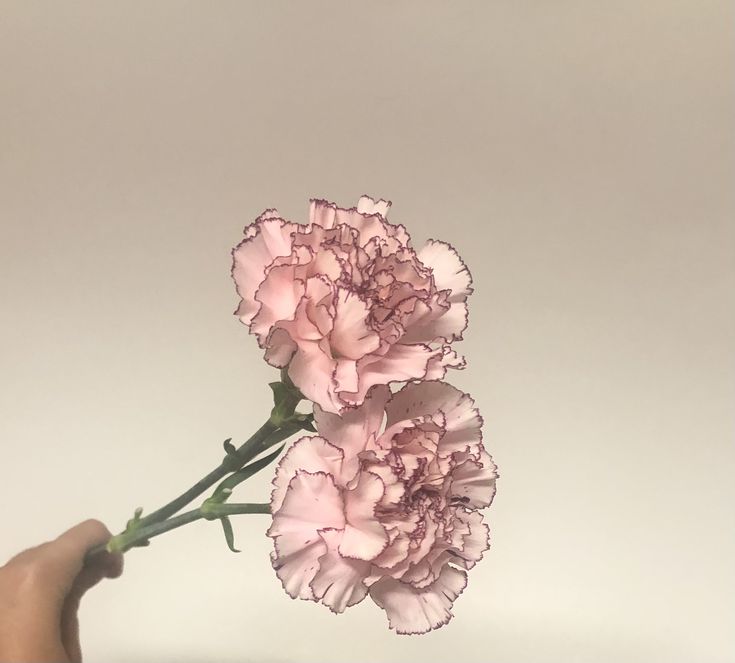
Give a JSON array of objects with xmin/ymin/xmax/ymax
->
[{"xmin": 0, "ymin": 519, "xmax": 123, "ymax": 663}]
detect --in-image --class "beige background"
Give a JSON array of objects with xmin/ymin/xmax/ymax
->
[{"xmin": 1, "ymin": 2, "xmax": 733, "ymax": 662}]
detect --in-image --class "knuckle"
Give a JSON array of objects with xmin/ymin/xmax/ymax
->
[{"xmin": 80, "ymin": 518, "xmax": 111, "ymax": 538}]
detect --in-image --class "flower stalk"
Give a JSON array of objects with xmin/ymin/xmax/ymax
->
[
  {"xmin": 87, "ymin": 377, "xmax": 310, "ymax": 559},
  {"xmin": 105, "ymin": 503, "xmax": 271, "ymax": 553}
]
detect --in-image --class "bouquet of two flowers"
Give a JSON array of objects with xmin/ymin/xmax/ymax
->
[{"xmin": 98, "ymin": 195, "xmax": 498, "ymax": 635}]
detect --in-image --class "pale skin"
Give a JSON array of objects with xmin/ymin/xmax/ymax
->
[{"xmin": 0, "ymin": 520, "xmax": 123, "ymax": 663}]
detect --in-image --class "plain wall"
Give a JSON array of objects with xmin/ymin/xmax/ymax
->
[{"xmin": 1, "ymin": 2, "xmax": 733, "ymax": 662}]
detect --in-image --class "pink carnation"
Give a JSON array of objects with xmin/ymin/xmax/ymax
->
[
  {"xmin": 231, "ymin": 196, "xmax": 472, "ymax": 413},
  {"xmin": 266, "ymin": 381, "xmax": 497, "ymax": 634}
]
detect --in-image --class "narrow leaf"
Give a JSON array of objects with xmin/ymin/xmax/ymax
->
[
  {"xmin": 223, "ymin": 438, "xmax": 236, "ymax": 455},
  {"xmin": 269, "ymin": 382, "xmax": 290, "ymax": 406},
  {"xmin": 220, "ymin": 516, "xmax": 240, "ymax": 553},
  {"xmin": 211, "ymin": 444, "xmax": 286, "ymax": 501}
]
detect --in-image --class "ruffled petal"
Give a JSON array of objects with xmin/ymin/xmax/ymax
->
[
  {"xmin": 329, "ymin": 288, "xmax": 381, "ymax": 360},
  {"xmin": 426, "ymin": 301, "xmax": 468, "ymax": 343},
  {"xmin": 453, "ymin": 510, "xmax": 490, "ymax": 570},
  {"xmin": 269, "ymin": 541, "xmax": 325, "ymax": 601},
  {"xmin": 418, "ymin": 239, "xmax": 473, "ymax": 302},
  {"xmin": 400, "ymin": 509, "xmax": 490, "ymax": 588},
  {"xmin": 359, "ymin": 454, "xmax": 405, "ymax": 506},
  {"xmin": 385, "ymin": 381, "xmax": 483, "ymax": 458},
  {"xmin": 308, "ymin": 246, "xmax": 343, "ymax": 281},
  {"xmin": 276, "ymin": 276, "xmax": 334, "ymax": 344},
  {"xmin": 263, "ymin": 327, "xmax": 297, "ymax": 368},
  {"xmin": 450, "ymin": 449, "xmax": 498, "ymax": 508},
  {"xmin": 356, "ymin": 194, "xmax": 392, "ymax": 218},
  {"xmin": 333, "ymin": 359, "xmax": 359, "ymax": 394},
  {"xmin": 232, "ymin": 218, "xmax": 299, "ymax": 326},
  {"xmin": 270, "ymin": 437, "xmax": 346, "ymax": 512},
  {"xmin": 309, "ymin": 199, "xmax": 393, "ymax": 247},
  {"xmin": 268, "ymin": 471, "xmax": 346, "ymax": 601},
  {"xmin": 268, "ymin": 470, "xmax": 345, "ymax": 538},
  {"xmin": 286, "ymin": 341, "xmax": 340, "ymax": 414},
  {"xmin": 251, "ymin": 265, "xmax": 306, "ymax": 342},
  {"xmin": 308, "ymin": 199, "xmax": 339, "ymax": 229},
  {"xmin": 398, "ymin": 294, "xmax": 467, "ymax": 344},
  {"xmin": 313, "ymin": 385, "xmax": 390, "ymax": 481},
  {"xmin": 371, "ymin": 530, "xmax": 410, "ymax": 570},
  {"xmin": 339, "ymin": 471, "xmax": 389, "ymax": 560},
  {"xmin": 341, "ymin": 343, "xmax": 435, "ymax": 406},
  {"xmin": 369, "ymin": 565, "xmax": 468, "ymax": 634},
  {"xmin": 424, "ymin": 346, "xmax": 466, "ymax": 380},
  {"xmin": 311, "ymin": 528, "xmax": 371, "ymax": 613}
]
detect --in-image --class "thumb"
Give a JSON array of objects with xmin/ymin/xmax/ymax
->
[
  {"xmin": 57, "ymin": 523, "xmax": 124, "ymax": 663},
  {"xmin": 49, "ymin": 520, "xmax": 122, "ymax": 593}
]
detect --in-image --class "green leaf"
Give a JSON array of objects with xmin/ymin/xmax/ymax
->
[
  {"xmin": 211, "ymin": 444, "xmax": 285, "ymax": 503},
  {"xmin": 269, "ymin": 381, "xmax": 290, "ymax": 406},
  {"xmin": 223, "ymin": 438, "xmax": 236, "ymax": 455},
  {"xmin": 298, "ymin": 413, "xmax": 316, "ymax": 432},
  {"xmin": 220, "ymin": 516, "xmax": 240, "ymax": 553},
  {"xmin": 269, "ymin": 378, "xmax": 304, "ymax": 426}
]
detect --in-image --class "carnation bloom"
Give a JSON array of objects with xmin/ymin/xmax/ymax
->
[
  {"xmin": 231, "ymin": 196, "xmax": 472, "ymax": 413},
  {"xmin": 266, "ymin": 381, "xmax": 497, "ymax": 634}
]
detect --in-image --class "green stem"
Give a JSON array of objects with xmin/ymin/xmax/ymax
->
[
  {"xmin": 202, "ymin": 502, "xmax": 271, "ymax": 518},
  {"xmin": 85, "ymin": 421, "xmax": 284, "ymax": 561},
  {"xmin": 86, "ymin": 421, "xmax": 305, "ymax": 561},
  {"xmin": 84, "ymin": 379, "xmax": 310, "ymax": 563},
  {"xmin": 103, "ymin": 503, "xmax": 270, "ymax": 554},
  {"xmin": 136, "ymin": 419, "xmax": 278, "ymax": 529}
]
